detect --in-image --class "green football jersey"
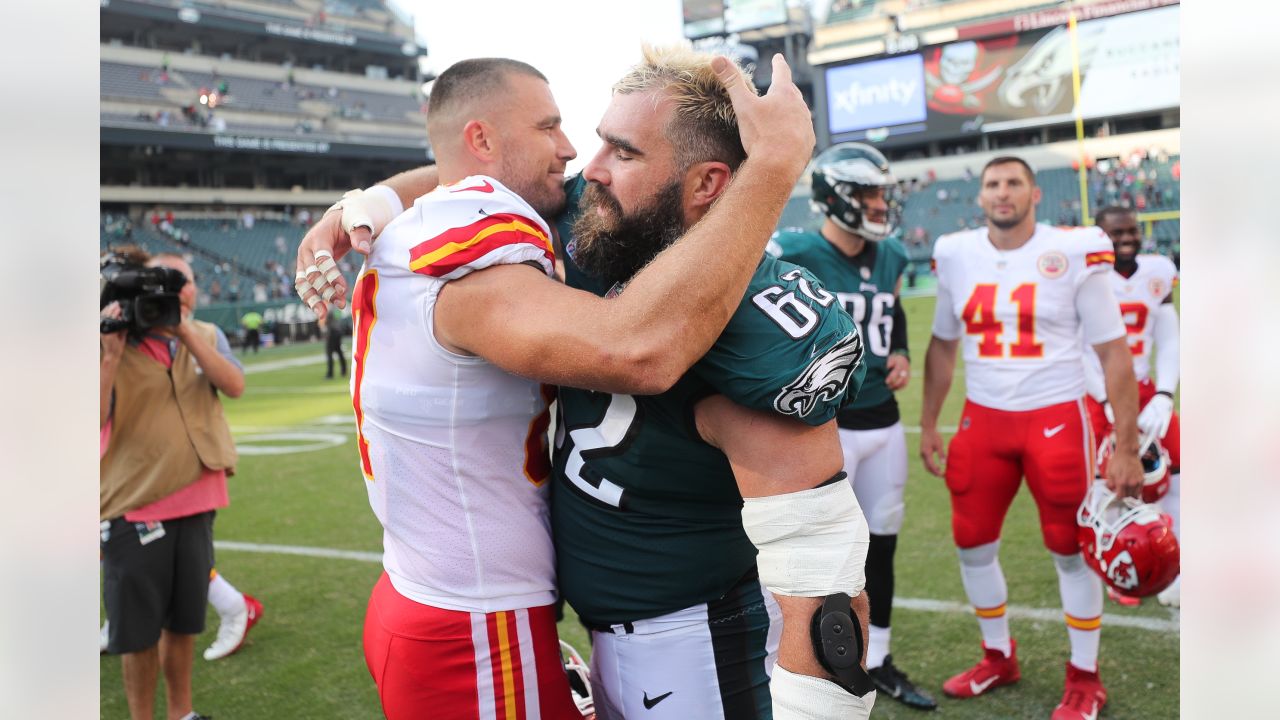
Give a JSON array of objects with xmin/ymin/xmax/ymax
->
[
  {"xmin": 551, "ymin": 176, "xmax": 866, "ymax": 626},
  {"xmin": 768, "ymin": 230, "xmax": 908, "ymax": 415}
]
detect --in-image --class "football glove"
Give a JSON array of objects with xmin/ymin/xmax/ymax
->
[{"xmin": 1136, "ymin": 393, "xmax": 1174, "ymax": 439}]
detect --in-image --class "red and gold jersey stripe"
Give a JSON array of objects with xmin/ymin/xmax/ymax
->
[
  {"xmin": 1085, "ymin": 251, "xmax": 1115, "ymax": 267},
  {"xmin": 522, "ymin": 384, "xmax": 557, "ymax": 487},
  {"xmin": 351, "ymin": 270, "xmax": 379, "ymax": 482},
  {"xmin": 408, "ymin": 214, "xmax": 552, "ymax": 278}
]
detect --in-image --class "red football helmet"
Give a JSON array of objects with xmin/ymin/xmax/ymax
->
[
  {"xmin": 561, "ymin": 640, "xmax": 595, "ymax": 719},
  {"xmin": 1096, "ymin": 429, "xmax": 1171, "ymax": 503},
  {"xmin": 1077, "ymin": 485, "xmax": 1180, "ymax": 597}
]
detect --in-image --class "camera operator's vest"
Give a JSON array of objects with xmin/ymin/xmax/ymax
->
[{"xmin": 100, "ymin": 320, "xmax": 237, "ymax": 520}]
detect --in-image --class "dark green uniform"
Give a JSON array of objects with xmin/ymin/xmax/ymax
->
[
  {"xmin": 769, "ymin": 230, "xmax": 908, "ymax": 429},
  {"xmin": 552, "ymin": 176, "xmax": 866, "ymax": 627}
]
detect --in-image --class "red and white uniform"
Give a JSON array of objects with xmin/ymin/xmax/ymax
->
[
  {"xmin": 931, "ymin": 224, "xmax": 1126, "ymax": 553},
  {"xmin": 350, "ymin": 176, "xmax": 577, "ymax": 719},
  {"xmin": 1083, "ymin": 254, "xmax": 1181, "ymax": 464}
]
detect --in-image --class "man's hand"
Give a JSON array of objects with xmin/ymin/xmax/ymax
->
[
  {"xmin": 1105, "ymin": 448, "xmax": 1143, "ymax": 498},
  {"xmin": 885, "ymin": 354, "xmax": 910, "ymax": 391},
  {"xmin": 713, "ymin": 53, "xmax": 815, "ymax": 180},
  {"xmin": 100, "ymin": 302, "xmax": 127, "ymax": 361},
  {"xmin": 1137, "ymin": 393, "xmax": 1174, "ymax": 439},
  {"xmin": 919, "ymin": 426, "xmax": 946, "ymax": 477},
  {"xmin": 295, "ymin": 210, "xmax": 364, "ymax": 319}
]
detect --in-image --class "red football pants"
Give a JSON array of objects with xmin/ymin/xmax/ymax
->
[
  {"xmin": 363, "ymin": 572, "xmax": 580, "ymax": 720},
  {"xmin": 945, "ymin": 398, "xmax": 1095, "ymax": 554}
]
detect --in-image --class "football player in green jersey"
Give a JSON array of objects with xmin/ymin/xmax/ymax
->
[
  {"xmin": 297, "ymin": 47, "xmax": 878, "ymax": 720},
  {"xmin": 551, "ymin": 47, "xmax": 874, "ymax": 720},
  {"xmin": 768, "ymin": 143, "xmax": 937, "ymax": 711}
]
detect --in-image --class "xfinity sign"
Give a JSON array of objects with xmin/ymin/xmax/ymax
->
[{"xmin": 825, "ymin": 54, "xmax": 927, "ymax": 135}]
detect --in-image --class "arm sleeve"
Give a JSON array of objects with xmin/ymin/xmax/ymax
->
[
  {"xmin": 695, "ymin": 258, "xmax": 866, "ymax": 426},
  {"xmin": 1076, "ymin": 271, "xmax": 1127, "ymax": 346},
  {"xmin": 1152, "ymin": 302, "xmax": 1180, "ymax": 394},
  {"xmin": 931, "ymin": 278, "xmax": 962, "ymax": 340},
  {"xmin": 890, "ymin": 300, "xmax": 909, "ymax": 354}
]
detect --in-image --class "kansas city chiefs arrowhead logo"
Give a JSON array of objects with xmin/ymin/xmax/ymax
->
[
  {"xmin": 1106, "ymin": 550, "xmax": 1139, "ymax": 590},
  {"xmin": 774, "ymin": 331, "xmax": 864, "ymax": 418}
]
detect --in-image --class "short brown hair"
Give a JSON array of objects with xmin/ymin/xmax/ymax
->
[
  {"xmin": 426, "ymin": 58, "xmax": 547, "ymax": 145},
  {"xmin": 613, "ymin": 44, "xmax": 751, "ymax": 171},
  {"xmin": 981, "ymin": 155, "xmax": 1036, "ymax": 185}
]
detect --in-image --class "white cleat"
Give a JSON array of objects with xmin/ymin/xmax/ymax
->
[
  {"xmin": 203, "ymin": 594, "xmax": 263, "ymax": 661},
  {"xmin": 100, "ymin": 620, "xmax": 110, "ymax": 654},
  {"xmin": 1156, "ymin": 576, "xmax": 1180, "ymax": 608}
]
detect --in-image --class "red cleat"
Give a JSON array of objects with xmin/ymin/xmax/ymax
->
[
  {"xmin": 942, "ymin": 640, "xmax": 1021, "ymax": 699},
  {"xmin": 1107, "ymin": 586, "xmax": 1141, "ymax": 607},
  {"xmin": 1051, "ymin": 663, "xmax": 1107, "ymax": 720}
]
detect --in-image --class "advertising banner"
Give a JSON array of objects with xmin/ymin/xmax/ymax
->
[
  {"xmin": 724, "ymin": 0, "xmax": 787, "ymax": 33},
  {"xmin": 824, "ymin": 4, "xmax": 1178, "ymax": 144},
  {"xmin": 825, "ymin": 54, "xmax": 928, "ymax": 137},
  {"xmin": 683, "ymin": 0, "xmax": 725, "ymax": 39}
]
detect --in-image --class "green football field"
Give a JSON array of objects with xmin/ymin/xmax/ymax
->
[{"xmin": 101, "ymin": 293, "xmax": 1180, "ymax": 719}]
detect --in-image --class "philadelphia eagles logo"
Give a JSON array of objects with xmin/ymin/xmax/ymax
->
[{"xmin": 774, "ymin": 331, "xmax": 865, "ymax": 418}]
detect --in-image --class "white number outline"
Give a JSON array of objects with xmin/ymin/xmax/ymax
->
[
  {"xmin": 751, "ymin": 269, "xmax": 836, "ymax": 340},
  {"xmin": 555, "ymin": 393, "xmax": 637, "ymax": 509}
]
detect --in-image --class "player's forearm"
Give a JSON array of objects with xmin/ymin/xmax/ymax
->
[
  {"xmin": 1098, "ymin": 339, "xmax": 1139, "ymax": 452},
  {"xmin": 375, "ymin": 165, "xmax": 440, "ymax": 209},
  {"xmin": 612, "ymin": 155, "xmax": 800, "ymax": 384},
  {"xmin": 920, "ymin": 337, "xmax": 956, "ymax": 429}
]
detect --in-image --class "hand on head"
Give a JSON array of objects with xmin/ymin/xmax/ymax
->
[{"xmin": 712, "ymin": 53, "xmax": 814, "ymax": 181}]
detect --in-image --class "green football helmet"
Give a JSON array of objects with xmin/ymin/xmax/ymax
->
[{"xmin": 810, "ymin": 142, "xmax": 896, "ymax": 241}]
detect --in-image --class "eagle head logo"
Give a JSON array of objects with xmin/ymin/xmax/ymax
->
[{"xmin": 773, "ymin": 331, "xmax": 865, "ymax": 418}]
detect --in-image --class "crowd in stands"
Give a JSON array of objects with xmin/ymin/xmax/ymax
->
[{"xmin": 102, "ymin": 210, "xmax": 359, "ymax": 311}]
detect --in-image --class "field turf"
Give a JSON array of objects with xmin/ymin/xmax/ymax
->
[{"xmin": 101, "ymin": 293, "xmax": 1179, "ymax": 719}]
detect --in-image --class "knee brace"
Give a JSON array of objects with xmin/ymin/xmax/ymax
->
[{"xmin": 811, "ymin": 592, "xmax": 875, "ymax": 697}]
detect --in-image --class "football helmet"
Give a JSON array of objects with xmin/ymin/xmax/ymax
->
[
  {"xmin": 810, "ymin": 142, "xmax": 896, "ymax": 241},
  {"xmin": 1096, "ymin": 428, "xmax": 1171, "ymax": 503},
  {"xmin": 1077, "ymin": 484, "xmax": 1180, "ymax": 597},
  {"xmin": 560, "ymin": 640, "xmax": 595, "ymax": 719}
]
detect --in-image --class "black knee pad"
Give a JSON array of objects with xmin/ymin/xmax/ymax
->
[{"xmin": 810, "ymin": 593, "xmax": 875, "ymax": 697}]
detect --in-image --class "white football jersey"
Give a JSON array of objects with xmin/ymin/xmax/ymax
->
[
  {"xmin": 350, "ymin": 175, "xmax": 559, "ymax": 613},
  {"xmin": 1109, "ymin": 254, "xmax": 1178, "ymax": 381},
  {"xmin": 932, "ymin": 224, "xmax": 1122, "ymax": 411}
]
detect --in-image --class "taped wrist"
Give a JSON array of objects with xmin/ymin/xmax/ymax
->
[
  {"xmin": 771, "ymin": 665, "xmax": 876, "ymax": 720},
  {"xmin": 326, "ymin": 185, "xmax": 401, "ymax": 238},
  {"xmin": 741, "ymin": 479, "xmax": 870, "ymax": 597}
]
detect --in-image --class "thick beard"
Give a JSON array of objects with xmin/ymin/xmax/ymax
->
[{"xmin": 570, "ymin": 180, "xmax": 685, "ymax": 289}]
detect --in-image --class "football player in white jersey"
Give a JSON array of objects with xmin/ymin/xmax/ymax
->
[
  {"xmin": 294, "ymin": 56, "xmax": 818, "ymax": 720},
  {"xmin": 1083, "ymin": 206, "xmax": 1181, "ymax": 607},
  {"xmin": 300, "ymin": 48, "xmax": 887, "ymax": 720},
  {"xmin": 920, "ymin": 157, "xmax": 1143, "ymax": 720}
]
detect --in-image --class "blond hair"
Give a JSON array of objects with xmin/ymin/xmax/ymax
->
[{"xmin": 614, "ymin": 44, "xmax": 754, "ymax": 171}]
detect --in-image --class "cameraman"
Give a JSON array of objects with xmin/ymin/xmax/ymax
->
[{"xmin": 100, "ymin": 248, "xmax": 243, "ymax": 720}]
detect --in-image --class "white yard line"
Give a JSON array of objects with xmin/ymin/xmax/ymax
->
[
  {"xmin": 242, "ymin": 354, "xmax": 327, "ymax": 374},
  {"xmin": 213, "ymin": 540, "xmax": 1179, "ymax": 633}
]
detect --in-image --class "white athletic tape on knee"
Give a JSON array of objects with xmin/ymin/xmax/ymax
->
[
  {"xmin": 742, "ymin": 481, "xmax": 870, "ymax": 597},
  {"xmin": 328, "ymin": 185, "xmax": 400, "ymax": 238},
  {"xmin": 771, "ymin": 665, "xmax": 875, "ymax": 720}
]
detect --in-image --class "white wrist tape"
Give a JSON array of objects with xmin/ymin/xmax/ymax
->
[
  {"xmin": 326, "ymin": 185, "xmax": 402, "ymax": 238},
  {"xmin": 771, "ymin": 665, "xmax": 876, "ymax": 720},
  {"xmin": 742, "ymin": 480, "xmax": 869, "ymax": 597}
]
